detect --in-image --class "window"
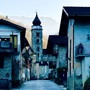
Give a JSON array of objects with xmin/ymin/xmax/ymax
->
[
  {"xmin": 0, "ymin": 56, "xmax": 4, "ymax": 68},
  {"xmin": 10, "ymin": 35, "xmax": 18, "ymax": 52},
  {"xmin": 0, "ymin": 38, "xmax": 10, "ymax": 48},
  {"xmin": 87, "ymin": 34, "xmax": 90, "ymax": 40},
  {"xmin": 36, "ymin": 39, "xmax": 39, "ymax": 44},
  {"xmin": 37, "ymin": 47, "xmax": 39, "ymax": 51},
  {"xmin": 36, "ymin": 32, "xmax": 40, "ymax": 37},
  {"xmin": 37, "ymin": 53, "xmax": 39, "ymax": 58}
]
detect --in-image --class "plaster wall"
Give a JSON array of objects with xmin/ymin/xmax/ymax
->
[
  {"xmin": 57, "ymin": 47, "xmax": 67, "ymax": 68},
  {"xmin": 68, "ymin": 20, "xmax": 90, "ymax": 89},
  {"xmin": 0, "ymin": 56, "xmax": 12, "ymax": 80},
  {"xmin": 0, "ymin": 24, "xmax": 23, "ymax": 84},
  {"xmin": 0, "ymin": 24, "xmax": 21, "ymax": 53}
]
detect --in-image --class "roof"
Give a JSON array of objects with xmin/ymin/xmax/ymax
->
[
  {"xmin": 0, "ymin": 18, "xmax": 27, "ymax": 51},
  {"xmin": 47, "ymin": 35, "xmax": 67, "ymax": 54},
  {"xmin": 48, "ymin": 35, "xmax": 67, "ymax": 45},
  {"xmin": 59, "ymin": 7, "xmax": 90, "ymax": 36},
  {"xmin": 0, "ymin": 18, "xmax": 26, "ymax": 30},
  {"xmin": 64, "ymin": 7, "xmax": 90, "ymax": 17},
  {"xmin": 32, "ymin": 13, "xmax": 41, "ymax": 26}
]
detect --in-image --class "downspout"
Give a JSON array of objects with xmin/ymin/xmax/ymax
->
[{"xmin": 72, "ymin": 20, "xmax": 75, "ymax": 90}]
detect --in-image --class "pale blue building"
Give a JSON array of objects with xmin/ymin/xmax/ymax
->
[{"xmin": 59, "ymin": 7, "xmax": 90, "ymax": 90}]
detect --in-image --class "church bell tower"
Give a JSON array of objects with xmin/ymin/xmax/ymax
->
[{"xmin": 31, "ymin": 13, "xmax": 43, "ymax": 61}]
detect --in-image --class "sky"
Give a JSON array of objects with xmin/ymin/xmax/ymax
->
[{"xmin": 1, "ymin": 0, "xmax": 90, "ymax": 24}]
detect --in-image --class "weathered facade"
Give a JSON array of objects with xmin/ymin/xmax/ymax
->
[
  {"xmin": 39, "ymin": 61, "xmax": 49, "ymax": 79},
  {"xmin": 59, "ymin": 7, "xmax": 90, "ymax": 90},
  {"xmin": 31, "ymin": 13, "xmax": 43, "ymax": 61},
  {"xmin": 33, "ymin": 61, "xmax": 49, "ymax": 79},
  {"xmin": 30, "ymin": 53, "xmax": 37, "ymax": 80},
  {"xmin": 47, "ymin": 35, "xmax": 67, "ymax": 85},
  {"xmin": 0, "ymin": 17, "xmax": 27, "ymax": 88}
]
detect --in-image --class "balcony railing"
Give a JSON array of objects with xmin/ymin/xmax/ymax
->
[
  {"xmin": 0, "ymin": 42, "xmax": 14, "ymax": 53},
  {"xmin": 75, "ymin": 43, "xmax": 90, "ymax": 58}
]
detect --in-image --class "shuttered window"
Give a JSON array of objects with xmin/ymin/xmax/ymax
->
[{"xmin": 10, "ymin": 35, "xmax": 18, "ymax": 51}]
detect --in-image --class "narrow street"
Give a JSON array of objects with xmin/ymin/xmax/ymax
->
[{"xmin": 12, "ymin": 80, "xmax": 66, "ymax": 90}]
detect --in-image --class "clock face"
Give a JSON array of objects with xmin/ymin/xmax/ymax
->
[{"xmin": 1, "ymin": 41, "xmax": 10, "ymax": 48}]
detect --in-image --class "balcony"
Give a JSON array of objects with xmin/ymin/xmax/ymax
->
[
  {"xmin": 0, "ymin": 42, "xmax": 14, "ymax": 53},
  {"xmin": 75, "ymin": 43, "xmax": 90, "ymax": 58}
]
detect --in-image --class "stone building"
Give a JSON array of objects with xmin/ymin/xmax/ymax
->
[
  {"xmin": 47, "ymin": 35, "xmax": 67, "ymax": 85},
  {"xmin": 59, "ymin": 7, "xmax": 90, "ymax": 90},
  {"xmin": 31, "ymin": 13, "xmax": 50, "ymax": 79},
  {"xmin": 39, "ymin": 61, "xmax": 49, "ymax": 79},
  {"xmin": 34, "ymin": 61, "xmax": 49, "ymax": 79},
  {"xmin": 31, "ymin": 13, "xmax": 43, "ymax": 61},
  {"xmin": 0, "ymin": 17, "xmax": 28, "ymax": 89}
]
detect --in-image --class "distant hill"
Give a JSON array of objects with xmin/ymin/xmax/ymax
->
[{"xmin": 9, "ymin": 16, "xmax": 59, "ymax": 48}]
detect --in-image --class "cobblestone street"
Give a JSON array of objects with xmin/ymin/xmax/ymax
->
[{"xmin": 12, "ymin": 80, "xmax": 66, "ymax": 90}]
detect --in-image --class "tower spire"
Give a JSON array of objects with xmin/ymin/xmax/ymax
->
[
  {"xmin": 32, "ymin": 12, "xmax": 41, "ymax": 26},
  {"xmin": 31, "ymin": 13, "xmax": 43, "ymax": 61},
  {"xmin": 36, "ymin": 11, "xmax": 37, "ymax": 15}
]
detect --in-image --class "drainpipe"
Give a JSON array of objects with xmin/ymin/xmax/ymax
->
[{"xmin": 72, "ymin": 19, "xmax": 75, "ymax": 90}]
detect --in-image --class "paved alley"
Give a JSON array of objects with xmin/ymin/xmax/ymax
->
[{"xmin": 12, "ymin": 80, "xmax": 66, "ymax": 90}]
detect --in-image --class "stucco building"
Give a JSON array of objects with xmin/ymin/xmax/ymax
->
[
  {"xmin": 59, "ymin": 7, "xmax": 90, "ymax": 90},
  {"xmin": 47, "ymin": 35, "xmax": 67, "ymax": 85},
  {"xmin": 0, "ymin": 17, "xmax": 28, "ymax": 88},
  {"xmin": 31, "ymin": 13, "xmax": 49, "ymax": 79}
]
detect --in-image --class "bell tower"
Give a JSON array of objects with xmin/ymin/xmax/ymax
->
[{"xmin": 31, "ymin": 13, "xmax": 43, "ymax": 61}]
